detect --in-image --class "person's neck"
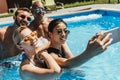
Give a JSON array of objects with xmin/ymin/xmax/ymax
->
[
  {"xmin": 13, "ymin": 23, "xmax": 19, "ymax": 29},
  {"xmin": 50, "ymin": 42, "xmax": 61, "ymax": 50},
  {"xmin": 25, "ymin": 51, "xmax": 35, "ymax": 60},
  {"xmin": 35, "ymin": 17, "xmax": 44, "ymax": 24}
]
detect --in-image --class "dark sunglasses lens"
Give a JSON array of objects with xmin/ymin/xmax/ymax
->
[
  {"xmin": 36, "ymin": 8, "xmax": 41, "ymax": 13},
  {"xmin": 27, "ymin": 17, "xmax": 31, "ymax": 21},
  {"xmin": 57, "ymin": 30, "xmax": 70, "ymax": 35},
  {"xmin": 20, "ymin": 15, "xmax": 25, "ymax": 19},
  {"xmin": 36, "ymin": 8, "xmax": 46, "ymax": 13},
  {"xmin": 57, "ymin": 30, "xmax": 62, "ymax": 34},
  {"xmin": 65, "ymin": 30, "xmax": 70, "ymax": 34}
]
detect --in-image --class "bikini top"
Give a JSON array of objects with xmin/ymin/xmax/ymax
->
[
  {"xmin": 22, "ymin": 53, "xmax": 47, "ymax": 68},
  {"xmin": 47, "ymin": 47, "xmax": 66, "ymax": 58}
]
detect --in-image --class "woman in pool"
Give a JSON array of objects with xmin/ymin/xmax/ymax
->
[
  {"xmin": 12, "ymin": 26, "xmax": 61, "ymax": 80},
  {"xmin": 47, "ymin": 18, "xmax": 112, "ymax": 68}
]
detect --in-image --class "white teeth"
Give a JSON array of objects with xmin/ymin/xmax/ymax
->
[{"xmin": 60, "ymin": 38, "xmax": 66, "ymax": 41}]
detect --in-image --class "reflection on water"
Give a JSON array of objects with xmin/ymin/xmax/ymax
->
[{"xmin": 0, "ymin": 54, "xmax": 21, "ymax": 80}]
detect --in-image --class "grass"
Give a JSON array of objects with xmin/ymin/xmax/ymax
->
[
  {"xmin": 0, "ymin": 13, "xmax": 14, "ymax": 18},
  {"xmin": 0, "ymin": 0, "xmax": 120, "ymax": 18},
  {"xmin": 63, "ymin": 1, "xmax": 95, "ymax": 8},
  {"xmin": 63, "ymin": 0, "xmax": 120, "ymax": 8}
]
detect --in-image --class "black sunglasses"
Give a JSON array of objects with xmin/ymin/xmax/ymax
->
[
  {"xmin": 20, "ymin": 15, "xmax": 32, "ymax": 22},
  {"xmin": 56, "ymin": 29, "xmax": 70, "ymax": 35}
]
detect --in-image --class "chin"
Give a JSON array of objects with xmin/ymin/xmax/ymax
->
[
  {"xmin": 21, "ymin": 24, "xmax": 28, "ymax": 26},
  {"xmin": 60, "ymin": 41, "xmax": 65, "ymax": 44}
]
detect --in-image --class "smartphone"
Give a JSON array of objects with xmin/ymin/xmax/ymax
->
[{"xmin": 104, "ymin": 27, "xmax": 120, "ymax": 44}]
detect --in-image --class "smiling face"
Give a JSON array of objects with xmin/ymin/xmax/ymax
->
[
  {"xmin": 20, "ymin": 28, "xmax": 39, "ymax": 49},
  {"xmin": 32, "ymin": 1, "xmax": 46, "ymax": 20},
  {"xmin": 13, "ymin": 27, "xmax": 39, "ymax": 52},
  {"xmin": 14, "ymin": 9, "xmax": 31, "ymax": 26},
  {"xmin": 50, "ymin": 22, "xmax": 69, "ymax": 44}
]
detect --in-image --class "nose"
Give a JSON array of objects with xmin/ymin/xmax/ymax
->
[
  {"xmin": 22, "ymin": 18, "xmax": 30, "ymax": 25},
  {"xmin": 23, "ymin": 17, "xmax": 29, "ymax": 22},
  {"xmin": 30, "ymin": 37, "xmax": 38, "ymax": 46},
  {"xmin": 40, "ymin": 11, "xmax": 45, "ymax": 15},
  {"xmin": 30, "ymin": 36, "xmax": 38, "ymax": 42},
  {"xmin": 61, "ymin": 31, "xmax": 66, "ymax": 36}
]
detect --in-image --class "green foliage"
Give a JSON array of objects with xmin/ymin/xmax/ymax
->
[
  {"xmin": 64, "ymin": 1, "xmax": 94, "ymax": 8},
  {"xmin": 0, "ymin": 0, "xmax": 120, "ymax": 18},
  {"xmin": 94, "ymin": 0, "xmax": 119, "ymax": 3},
  {"xmin": 0, "ymin": 13, "xmax": 14, "ymax": 18}
]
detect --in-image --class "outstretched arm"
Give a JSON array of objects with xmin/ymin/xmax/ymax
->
[{"xmin": 50, "ymin": 32, "xmax": 112, "ymax": 68}]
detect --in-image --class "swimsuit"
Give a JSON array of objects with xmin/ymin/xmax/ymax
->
[
  {"xmin": 22, "ymin": 53, "xmax": 47, "ymax": 68},
  {"xmin": 47, "ymin": 47, "xmax": 66, "ymax": 58}
]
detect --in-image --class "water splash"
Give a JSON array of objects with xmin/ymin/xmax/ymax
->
[{"xmin": 63, "ymin": 14, "xmax": 102, "ymax": 22}]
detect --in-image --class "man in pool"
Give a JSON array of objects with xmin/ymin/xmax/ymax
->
[
  {"xmin": 29, "ymin": 1, "xmax": 73, "ymax": 58},
  {"xmin": 29, "ymin": 1, "xmax": 52, "ymax": 39},
  {"xmin": 0, "ymin": 7, "xmax": 32, "ymax": 60}
]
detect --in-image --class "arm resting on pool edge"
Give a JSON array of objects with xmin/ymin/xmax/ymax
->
[{"xmin": 50, "ymin": 33, "xmax": 112, "ymax": 68}]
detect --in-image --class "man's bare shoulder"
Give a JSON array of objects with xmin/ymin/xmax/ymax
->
[
  {"xmin": 47, "ymin": 17, "xmax": 53, "ymax": 22},
  {"xmin": 0, "ymin": 26, "xmax": 9, "ymax": 32},
  {"xmin": 0, "ymin": 26, "xmax": 9, "ymax": 37}
]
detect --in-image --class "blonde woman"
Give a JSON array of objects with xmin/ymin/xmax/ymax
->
[{"xmin": 13, "ymin": 26, "xmax": 61, "ymax": 80}]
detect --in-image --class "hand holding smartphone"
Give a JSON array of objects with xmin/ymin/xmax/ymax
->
[{"xmin": 104, "ymin": 27, "xmax": 120, "ymax": 44}]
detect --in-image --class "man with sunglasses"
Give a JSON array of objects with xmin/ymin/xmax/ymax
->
[
  {"xmin": 29, "ymin": 1, "xmax": 52, "ymax": 39},
  {"xmin": 0, "ymin": 7, "xmax": 32, "ymax": 60},
  {"xmin": 29, "ymin": 1, "xmax": 74, "ymax": 58}
]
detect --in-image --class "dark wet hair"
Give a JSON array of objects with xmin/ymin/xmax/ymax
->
[
  {"xmin": 15, "ymin": 7, "xmax": 30, "ymax": 16},
  {"xmin": 48, "ymin": 18, "xmax": 67, "ymax": 33}
]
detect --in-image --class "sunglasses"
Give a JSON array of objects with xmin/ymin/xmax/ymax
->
[
  {"xmin": 20, "ymin": 31, "xmax": 37, "ymax": 44},
  {"xmin": 35, "ymin": 8, "xmax": 46, "ymax": 13},
  {"xmin": 20, "ymin": 15, "xmax": 32, "ymax": 22},
  {"xmin": 56, "ymin": 29, "xmax": 70, "ymax": 35}
]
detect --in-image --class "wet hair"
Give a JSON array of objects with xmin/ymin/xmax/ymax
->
[
  {"xmin": 13, "ymin": 26, "xmax": 27, "ymax": 45},
  {"xmin": 15, "ymin": 7, "xmax": 30, "ymax": 16},
  {"xmin": 48, "ymin": 18, "xmax": 67, "ymax": 33}
]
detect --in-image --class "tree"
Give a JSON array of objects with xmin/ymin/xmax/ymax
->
[{"xmin": 108, "ymin": 0, "xmax": 110, "ymax": 3}]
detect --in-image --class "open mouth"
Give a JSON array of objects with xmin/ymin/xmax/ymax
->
[{"xmin": 60, "ymin": 37, "xmax": 66, "ymax": 41}]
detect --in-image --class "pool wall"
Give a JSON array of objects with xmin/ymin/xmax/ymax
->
[
  {"xmin": 50, "ymin": 9, "xmax": 120, "ymax": 19},
  {"xmin": 1, "ymin": 9, "xmax": 120, "ymax": 28}
]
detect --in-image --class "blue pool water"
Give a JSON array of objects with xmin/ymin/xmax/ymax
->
[{"xmin": 1, "ymin": 9, "xmax": 120, "ymax": 80}]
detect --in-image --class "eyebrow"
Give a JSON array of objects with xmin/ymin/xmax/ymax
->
[{"xmin": 56, "ymin": 28, "xmax": 67, "ymax": 30}]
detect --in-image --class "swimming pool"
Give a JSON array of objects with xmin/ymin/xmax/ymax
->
[{"xmin": 1, "ymin": 9, "xmax": 120, "ymax": 80}]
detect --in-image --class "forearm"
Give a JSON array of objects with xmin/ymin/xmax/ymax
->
[
  {"xmin": 65, "ymin": 50, "xmax": 94, "ymax": 68},
  {"xmin": 41, "ymin": 52, "xmax": 61, "ymax": 73}
]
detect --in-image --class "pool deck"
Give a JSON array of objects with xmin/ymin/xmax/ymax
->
[{"xmin": 0, "ymin": 4, "xmax": 120, "ymax": 25}]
